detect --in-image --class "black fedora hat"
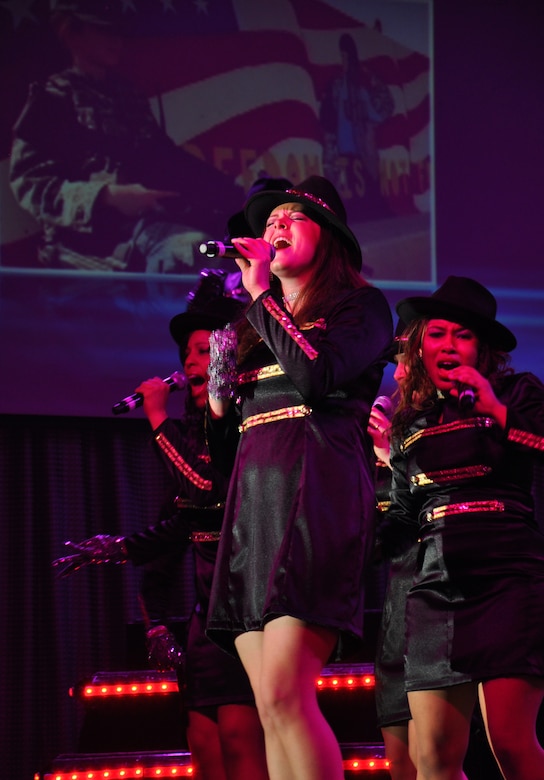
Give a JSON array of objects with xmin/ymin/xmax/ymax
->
[
  {"xmin": 244, "ymin": 175, "xmax": 363, "ymax": 271},
  {"xmin": 169, "ymin": 269, "xmax": 247, "ymax": 347},
  {"xmin": 226, "ymin": 176, "xmax": 294, "ymax": 240},
  {"xmin": 396, "ymin": 276, "xmax": 516, "ymax": 352}
]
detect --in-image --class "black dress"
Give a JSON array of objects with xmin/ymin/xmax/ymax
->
[
  {"xmin": 125, "ymin": 416, "xmax": 254, "ymax": 709},
  {"xmin": 386, "ymin": 372, "xmax": 544, "ymax": 690},
  {"xmin": 207, "ymin": 285, "xmax": 393, "ymax": 654},
  {"xmin": 374, "ymin": 459, "xmax": 419, "ymax": 728}
]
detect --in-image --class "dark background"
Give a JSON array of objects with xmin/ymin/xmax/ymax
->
[{"xmin": 1, "ymin": 2, "xmax": 544, "ymax": 778}]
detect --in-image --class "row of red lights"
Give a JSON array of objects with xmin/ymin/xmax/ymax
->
[
  {"xmin": 317, "ymin": 673, "xmax": 375, "ymax": 690},
  {"xmin": 40, "ymin": 768, "xmax": 193, "ymax": 780},
  {"xmin": 74, "ymin": 681, "xmax": 179, "ymax": 698},
  {"xmin": 344, "ymin": 757, "xmax": 391, "ymax": 772},
  {"xmin": 76, "ymin": 673, "xmax": 375, "ymax": 699},
  {"xmin": 38, "ymin": 756, "xmax": 390, "ymax": 779}
]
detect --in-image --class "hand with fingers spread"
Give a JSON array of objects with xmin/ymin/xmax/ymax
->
[{"xmin": 52, "ymin": 534, "xmax": 128, "ymax": 578}]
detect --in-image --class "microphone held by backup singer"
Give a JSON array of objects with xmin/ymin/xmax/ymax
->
[
  {"xmin": 457, "ymin": 383, "xmax": 476, "ymax": 412},
  {"xmin": 372, "ymin": 395, "xmax": 395, "ymax": 419},
  {"xmin": 112, "ymin": 371, "xmax": 187, "ymax": 415},
  {"xmin": 198, "ymin": 240, "xmax": 276, "ymax": 260}
]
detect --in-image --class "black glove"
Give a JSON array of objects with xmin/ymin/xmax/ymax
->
[
  {"xmin": 145, "ymin": 624, "xmax": 186, "ymax": 674},
  {"xmin": 52, "ymin": 534, "xmax": 128, "ymax": 578}
]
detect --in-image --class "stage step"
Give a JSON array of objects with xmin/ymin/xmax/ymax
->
[
  {"xmin": 37, "ymin": 745, "xmax": 391, "ymax": 779},
  {"xmin": 70, "ymin": 664, "xmax": 381, "ymax": 751},
  {"xmin": 34, "ymin": 665, "xmax": 391, "ymax": 778},
  {"xmin": 38, "ymin": 750, "xmax": 193, "ymax": 779}
]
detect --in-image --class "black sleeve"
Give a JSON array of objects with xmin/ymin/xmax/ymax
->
[
  {"xmin": 376, "ymin": 437, "xmax": 421, "ymax": 559},
  {"xmin": 124, "ymin": 509, "xmax": 194, "ymax": 566},
  {"xmin": 204, "ymin": 402, "xmax": 241, "ymax": 478},
  {"xmin": 503, "ymin": 372, "xmax": 544, "ymax": 456},
  {"xmin": 151, "ymin": 417, "xmax": 231, "ymax": 504},
  {"xmin": 139, "ymin": 549, "xmax": 187, "ymax": 627},
  {"xmin": 245, "ymin": 286, "xmax": 393, "ymax": 403}
]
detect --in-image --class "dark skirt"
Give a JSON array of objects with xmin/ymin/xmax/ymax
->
[
  {"xmin": 404, "ymin": 514, "xmax": 544, "ymax": 690},
  {"xmin": 208, "ymin": 412, "xmax": 376, "ymax": 656},
  {"xmin": 375, "ymin": 545, "xmax": 418, "ymax": 727},
  {"xmin": 185, "ymin": 606, "xmax": 255, "ymax": 709}
]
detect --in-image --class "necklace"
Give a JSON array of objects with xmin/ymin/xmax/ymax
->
[{"xmin": 283, "ymin": 291, "xmax": 300, "ymax": 302}]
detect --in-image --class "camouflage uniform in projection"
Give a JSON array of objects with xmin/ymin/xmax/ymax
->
[{"xmin": 10, "ymin": 67, "xmax": 241, "ymax": 272}]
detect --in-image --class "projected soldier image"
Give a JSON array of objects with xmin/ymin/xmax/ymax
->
[{"xmin": 9, "ymin": 0, "xmax": 242, "ymax": 273}]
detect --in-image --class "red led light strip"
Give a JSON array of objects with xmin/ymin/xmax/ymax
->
[
  {"xmin": 316, "ymin": 673, "xmax": 375, "ymax": 690},
  {"xmin": 75, "ymin": 681, "xmax": 179, "ymax": 698},
  {"xmin": 75, "ymin": 673, "xmax": 374, "ymax": 699},
  {"xmin": 343, "ymin": 757, "xmax": 391, "ymax": 772},
  {"xmin": 42, "ymin": 766, "xmax": 194, "ymax": 779},
  {"xmin": 38, "ymin": 757, "xmax": 391, "ymax": 779}
]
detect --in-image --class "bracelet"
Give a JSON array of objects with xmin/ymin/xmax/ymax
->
[{"xmin": 208, "ymin": 325, "xmax": 238, "ymax": 400}]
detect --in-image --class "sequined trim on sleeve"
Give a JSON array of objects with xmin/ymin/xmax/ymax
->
[
  {"xmin": 402, "ymin": 417, "xmax": 495, "ymax": 451},
  {"xmin": 155, "ymin": 433, "xmax": 213, "ymax": 491},
  {"xmin": 425, "ymin": 500, "xmax": 504, "ymax": 522},
  {"xmin": 507, "ymin": 428, "xmax": 544, "ymax": 452},
  {"xmin": 190, "ymin": 531, "xmax": 221, "ymax": 542},
  {"xmin": 262, "ymin": 296, "xmax": 318, "ymax": 360},
  {"xmin": 411, "ymin": 465, "xmax": 492, "ymax": 487}
]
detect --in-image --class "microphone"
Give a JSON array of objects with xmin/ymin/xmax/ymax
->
[
  {"xmin": 372, "ymin": 395, "xmax": 394, "ymax": 419},
  {"xmin": 457, "ymin": 383, "xmax": 476, "ymax": 412},
  {"xmin": 112, "ymin": 371, "xmax": 187, "ymax": 415},
  {"xmin": 198, "ymin": 240, "xmax": 276, "ymax": 260}
]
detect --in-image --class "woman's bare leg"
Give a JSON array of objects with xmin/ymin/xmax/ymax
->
[
  {"xmin": 479, "ymin": 676, "xmax": 544, "ymax": 780},
  {"xmin": 187, "ymin": 709, "xmax": 228, "ymax": 780},
  {"xmin": 217, "ymin": 702, "xmax": 269, "ymax": 779},
  {"xmin": 235, "ymin": 617, "xmax": 343, "ymax": 780},
  {"xmin": 408, "ymin": 684, "xmax": 477, "ymax": 780},
  {"xmin": 382, "ymin": 722, "xmax": 417, "ymax": 780}
]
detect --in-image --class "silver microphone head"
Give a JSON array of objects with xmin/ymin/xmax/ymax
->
[{"xmin": 372, "ymin": 395, "xmax": 394, "ymax": 418}]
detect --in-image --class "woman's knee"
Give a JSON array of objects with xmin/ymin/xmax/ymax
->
[
  {"xmin": 219, "ymin": 705, "xmax": 262, "ymax": 745},
  {"xmin": 489, "ymin": 729, "xmax": 541, "ymax": 778},
  {"xmin": 415, "ymin": 734, "xmax": 467, "ymax": 777},
  {"xmin": 258, "ymin": 675, "xmax": 305, "ymax": 730},
  {"xmin": 187, "ymin": 718, "xmax": 217, "ymax": 757}
]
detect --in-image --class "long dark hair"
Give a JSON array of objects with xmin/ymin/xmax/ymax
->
[
  {"xmin": 236, "ymin": 223, "xmax": 369, "ymax": 363},
  {"xmin": 390, "ymin": 317, "xmax": 513, "ymax": 439}
]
